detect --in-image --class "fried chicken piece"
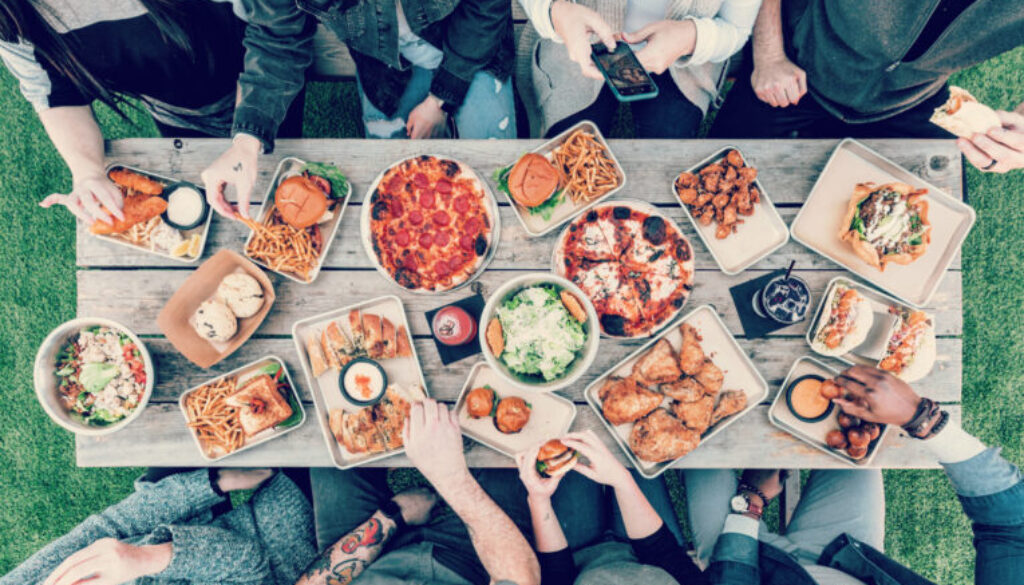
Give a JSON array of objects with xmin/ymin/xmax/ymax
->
[
  {"xmin": 722, "ymin": 204, "xmax": 738, "ymax": 226},
  {"xmin": 750, "ymin": 186, "xmax": 761, "ymax": 203},
  {"xmin": 678, "ymin": 323, "xmax": 706, "ymax": 376},
  {"xmin": 724, "ymin": 165, "xmax": 738, "ymax": 181},
  {"xmin": 734, "ymin": 185, "xmax": 753, "ymax": 215},
  {"xmin": 672, "ymin": 395, "xmax": 714, "ymax": 434},
  {"xmin": 702, "ymin": 173, "xmax": 720, "ymax": 192},
  {"xmin": 711, "ymin": 390, "xmax": 748, "ymax": 425},
  {"xmin": 661, "ymin": 377, "xmax": 706, "ymax": 402},
  {"xmin": 678, "ymin": 187, "xmax": 698, "ymax": 205},
  {"xmin": 700, "ymin": 163, "xmax": 724, "ymax": 176},
  {"xmin": 599, "ymin": 378, "xmax": 663, "ymax": 425},
  {"xmin": 695, "ymin": 359, "xmax": 724, "ymax": 395},
  {"xmin": 676, "ymin": 172, "xmax": 698, "ymax": 188},
  {"xmin": 715, "ymin": 223, "xmax": 733, "ymax": 240},
  {"xmin": 725, "ymin": 149, "xmax": 744, "ymax": 168},
  {"xmin": 712, "ymin": 193, "xmax": 731, "ymax": 209},
  {"xmin": 629, "ymin": 409, "xmax": 701, "ymax": 463},
  {"xmin": 631, "ymin": 339, "xmax": 682, "ymax": 385},
  {"xmin": 696, "ymin": 190, "xmax": 714, "ymax": 207},
  {"xmin": 738, "ymin": 166, "xmax": 758, "ymax": 183}
]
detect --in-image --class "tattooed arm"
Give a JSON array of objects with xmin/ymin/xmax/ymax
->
[{"xmin": 295, "ymin": 511, "xmax": 395, "ymax": 585}]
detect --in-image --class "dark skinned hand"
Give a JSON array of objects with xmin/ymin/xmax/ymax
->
[{"xmin": 834, "ymin": 365, "xmax": 922, "ymax": 426}]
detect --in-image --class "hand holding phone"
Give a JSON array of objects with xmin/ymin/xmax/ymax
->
[{"xmin": 591, "ymin": 43, "xmax": 660, "ymax": 102}]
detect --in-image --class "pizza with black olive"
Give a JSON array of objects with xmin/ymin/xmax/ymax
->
[
  {"xmin": 555, "ymin": 202, "xmax": 694, "ymax": 337},
  {"xmin": 365, "ymin": 156, "xmax": 497, "ymax": 292}
]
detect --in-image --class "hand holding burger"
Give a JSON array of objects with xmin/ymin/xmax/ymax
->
[
  {"xmin": 560, "ymin": 430, "xmax": 630, "ymax": 489},
  {"xmin": 516, "ymin": 441, "xmax": 569, "ymax": 499}
]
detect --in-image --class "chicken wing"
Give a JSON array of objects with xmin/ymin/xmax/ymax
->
[
  {"xmin": 671, "ymin": 396, "xmax": 714, "ymax": 434},
  {"xmin": 629, "ymin": 409, "xmax": 701, "ymax": 463},
  {"xmin": 678, "ymin": 323, "xmax": 706, "ymax": 376},
  {"xmin": 630, "ymin": 339, "xmax": 681, "ymax": 385},
  {"xmin": 695, "ymin": 359, "xmax": 724, "ymax": 395},
  {"xmin": 661, "ymin": 377, "xmax": 706, "ymax": 402},
  {"xmin": 599, "ymin": 378, "xmax": 663, "ymax": 425},
  {"xmin": 711, "ymin": 390, "xmax": 748, "ymax": 425}
]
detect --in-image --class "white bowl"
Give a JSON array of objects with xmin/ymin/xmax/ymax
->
[
  {"xmin": 33, "ymin": 317, "xmax": 155, "ymax": 436},
  {"xmin": 480, "ymin": 273, "xmax": 600, "ymax": 392}
]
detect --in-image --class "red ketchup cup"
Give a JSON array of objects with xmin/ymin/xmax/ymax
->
[{"xmin": 432, "ymin": 306, "xmax": 477, "ymax": 346}]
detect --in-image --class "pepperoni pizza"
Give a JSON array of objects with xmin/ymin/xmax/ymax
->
[
  {"xmin": 555, "ymin": 203, "xmax": 694, "ymax": 337},
  {"xmin": 366, "ymin": 156, "xmax": 496, "ymax": 292}
]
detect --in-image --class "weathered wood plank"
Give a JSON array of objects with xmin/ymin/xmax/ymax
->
[
  {"xmin": 99, "ymin": 138, "xmax": 963, "ymax": 208},
  {"xmin": 137, "ymin": 336, "xmax": 963, "ymax": 404},
  {"xmin": 76, "ymin": 204, "xmax": 963, "ymax": 271},
  {"xmin": 74, "ymin": 403, "xmax": 961, "ymax": 469},
  {"xmin": 76, "ymin": 268, "xmax": 964, "ymax": 337}
]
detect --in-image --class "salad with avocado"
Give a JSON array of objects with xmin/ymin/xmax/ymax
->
[
  {"xmin": 496, "ymin": 286, "xmax": 587, "ymax": 381},
  {"xmin": 54, "ymin": 326, "xmax": 147, "ymax": 426}
]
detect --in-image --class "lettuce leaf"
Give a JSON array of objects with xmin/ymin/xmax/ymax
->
[{"xmin": 302, "ymin": 162, "xmax": 349, "ymax": 199}]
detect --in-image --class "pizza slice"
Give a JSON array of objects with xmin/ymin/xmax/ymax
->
[{"xmin": 564, "ymin": 212, "xmax": 617, "ymax": 262}]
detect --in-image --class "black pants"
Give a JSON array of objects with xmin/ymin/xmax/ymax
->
[
  {"xmin": 547, "ymin": 72, "xmax": 705, "ymax": 139},
  {"xmin": 153, "ymin": 88, "xmax": 307, "ymax": 140},
  {"xmin": 710, "ymin": 64, "xmax": 955, "ymax": 139}
]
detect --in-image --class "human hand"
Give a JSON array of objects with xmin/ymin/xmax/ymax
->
[
  {"xmin": 407, "ymin": 96, "xmax": 447, "ymax": 139},
  {"xmin": 550, "ymin": 0, "xmax": 616, "ymax": 80},
  {"xmin": 40, "ymin": 173, "xmax": 124, "ymax": 226},
  {"xmin": 391, "ymin": 487, "xmax": 438, "ymax": 525},
  {"xmin": 515, "ymin": 442, "xmax": 564, "ymax": 500},
  {"xmin": 201, "ymin": 133, "xmax": 261, "ymax": 220},
  {"xmin": 560, "ymin": 430, "xmax": 631, "ymax": 489},
  {"xmin": 739, "ymin": 469, "xmax": 783, "ymax": 503},
  {"xmin": 751, "ymin": 54, "xmax": 807, "ymax": 107},
  {"xmin": 402, "ymin": 399, "xmax": 470, "ymax": 493},
  {"xmin": 42, "ymin": 538, "xmax": 171, "ymax": 585},
  {"xmin": 958, "ymin": 110, "xmax": 1024, "ymax": 173},
  {"xmin": 620, "ymin": 20, "xmax": 697, "ymax": 75},
  {"xmin": 833, "ymin": 365, "xmax": 922, "ymax": 426},
  {"xmin": 216, "ymin": 468, "xmax": 274, "ymax": 492}
]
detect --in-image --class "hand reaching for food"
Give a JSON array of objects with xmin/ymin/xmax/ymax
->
[
  {"xmin": 833, "ymin": 365, "xmax": 922, "ymax": 426},
  {"xmin": 549, "ymin": 0, "xmax": 616, "ymax": 80},
  {"xmin": 40, "ymin": 173, "xmax": 125, "ymax": 226},
  {"xmin": 958, "ymin": 109, "xmax": 1024, "ymax": 174},
  {"xmin": 619, "ymin": 20, "xmax": 697, "ymax": 75},
  {"xmin": 201, "ymin": 133, "xmax": 261, "ymax": 220},
  {"xmin": 402, "ymin": 399, "xmax": 470, "ymax": 493},
  {"xmin": 516, "ymin": 442, "xmax": 564, "ymax": 499},
  {"xmin": 41, "ymin": 538, "xmax": 171, "ymax": 585},
  {"xmin": 751, "ymin": 55, "xmax": 807, "ymax": 108},
  {"xmin": 560, "ymin": 430, "xmax": 631, "ymax": 489}
]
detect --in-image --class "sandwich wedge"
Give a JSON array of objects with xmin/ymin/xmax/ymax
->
[
  {"xmin": 839, "ymin": 182, "xmax": 931, "ymax": 271},
  {"xmin": 810, "ymin": 285, "xmax": 874, "ymax": 356},
  {"xmin": 226, "ymin": 374, "xmax": 293, "ymax": 437},
  {"xmin": 930, "ymin": 86, "xmax": 1001, "ymax": 138},
  {"xmin": 878, "ymin": 309, "xmax": 936, "ymax": 382},
  {"xmin": 535, "ymin": 439, "xmax": 579, "ymax": 478}
]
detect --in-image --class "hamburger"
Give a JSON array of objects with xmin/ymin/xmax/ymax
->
[
  {"xmin": 535, "ymin": 439, "xmax": 579, "ymax": 478},
  {"xmin": 494, "ymin": 396, "xmax": 531, "ymax": 434},
  {"xmin": 465, "ymin": 386, "xmax": 496, "ymax": 419},
  {"xmin": 930, "ymin": 86, "xmax": 1001, "ymax": 138},
  {"xmin": 275, "ymin": 175, "xmax": 330, "ymax": 229},
  {"xmin": 506, "ymin": 153, "xmax": 561, "ymax": 209}
]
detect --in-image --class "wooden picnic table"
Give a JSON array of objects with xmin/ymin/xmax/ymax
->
[{"xmin": 75, "ymin": 138, "xmax": 964, "ymax": 469}]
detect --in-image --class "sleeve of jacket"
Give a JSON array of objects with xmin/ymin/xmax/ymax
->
[
  {"xmin": 632, "ymin": 524, "xmax": 709, "ymax": 585},
  {"xmin": 0, "ymin": 470, "xmax": 224, "ymax": 585},
  {"xmin": 0, "ymin": 39, "xmax": 90, "ymax": 112},
  {"xmin": 537, "ymin": 548, "xmax": 578, "ymax": 585},
  {"xmin": 707, "ymin": 532, "xmax": 761, "ymax": 585},
  {"xmin": 232, "ymin": 0, "xmax": 315, "ymax": 152},
  {"xmin": 146, "ymin": 524, "xmax": 271, "ymax": 584},
  {"xmin": 429, "ymin": 0, "xmax": 512, "ymax": 109},
  {"xmin": 675, "ymin": 0, "xmax": 761, "ymax": 66}
]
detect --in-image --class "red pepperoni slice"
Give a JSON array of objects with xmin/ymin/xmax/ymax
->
[
  {"xmin": 459, "ymin": 235, "xmax": 475, "ymax": 250},
  {"xmin": 454, "ymin": 195, "xmax": 469, "ymax": 214},
  {"xmin": 389, "ymin": 200, "xmax": 404, "ymax": 217},
  {"xmin": 465, "ymin": 216, "xmax": 482, "ymax": 235},
  {"xmin": 413, "ymin": 172, "xmax": 429, "ymax": 188},
  {"xmin": 432, "ymin": 210, "xmax": 451, "ymax": 226},
  {"xmin": 408, "ymin": 210, "xmax": 424, "ymax": 225},
  {"xmin": 436, "ymin": 179, "xmax": 452, "ymax": 194},
  {"xmin": 403, "ymin": 255, "xmax": 418, "ymax": 271},
  {"xmin": 386, "ymin": 174, "xmax": 403, "ymax": 192},
  {"xmin": 448, "ymin": 254, "xmax": 465, "ymax": 270},
  {"xmin": 434, "ymin": 260, "xmax": 452, "ymax": 276},
  {"xmin": 395, "ymin": 230, "xmax": 411, "ymax": 247},
  {"xmin": 419, "ymin": 189, "xmax": 435, "ymax": 208},
  {"xmin": 434, "ymin": 231, "xmax": 450, "ymax": 247},
  {"xmin": 419, "ymin": 233, "xmax": 434, "ymax": 248}
]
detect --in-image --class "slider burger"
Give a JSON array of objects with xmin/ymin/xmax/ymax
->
[
  {"xmin": 275, "ymin": 174, "xmax": 333, "ymax": 229},
  {"xmin": 536, "ymin": 439, "xmax": 579, "ymax": 478},
  {"xmin": 507, "ymin": 153, "xmax": 562, "ymax": 209},
  {"xmin": 930, "ymin": 86, "xmax": 1001, "ymax": 138},
  {"xmin": 494, "ymin": 396, "xmax": 531, "ymax": 434}
]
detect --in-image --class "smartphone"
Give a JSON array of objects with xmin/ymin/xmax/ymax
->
[{"xmin": 591, "ymin": 43, "xmax": 659, "ymax": 102}]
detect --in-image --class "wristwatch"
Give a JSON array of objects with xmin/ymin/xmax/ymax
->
[
  {"xmin": 379, "ymin": 499, "xmax": 408, "ymax": 533},
  {"xmin": 730, "ymin": 492, "xmax": 764, "ymax": 521}
]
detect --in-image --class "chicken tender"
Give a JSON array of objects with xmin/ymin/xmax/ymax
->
[
  {"xmin": 661, "ymin": 377, "xmax": 706, "ymax": 402},
  {"xmin": 678, "ymin": 323, "xmax": 706, "ymax": 376},
  {"xmin": 599, "ymin": 378, "xmax": 663, "ymax": 425},
  {"xmin": 711, "ymin": 390, "xmax": 748, "ymax": 425},
  {"xmin": 630, "ymin": 339, "xmax": 681, "ymax": 386},
  {"xmin": 695, "ymin": 359, "xmax": 724, "ymax": 395},
  {"xmin": 629, "ymin": 409, "xmax": 701, "ymax": 463},
  {"xmin": 671, "ymin": 396, "xmax": 714, "ymax": 434}
]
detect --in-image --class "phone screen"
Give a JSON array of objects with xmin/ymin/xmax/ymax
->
[{"xmin": 591, "ymin": 43, "xmax": 657, "ymax": 96}]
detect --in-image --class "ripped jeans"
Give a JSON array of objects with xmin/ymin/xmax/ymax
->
[{"xmin": 357, "ymin": 36, "xmax": 516, "ymax": 139}]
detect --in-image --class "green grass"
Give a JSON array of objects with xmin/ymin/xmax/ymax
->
[{"xmin": 1, "ymin": 47, "xmax": 1022, "ymax": 583}]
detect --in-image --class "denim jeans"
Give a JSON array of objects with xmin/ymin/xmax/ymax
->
[
  {"xmin": 356, "ymin": 35, "xmax": 515, "ymax": 139},
  {"xmin": 683, "ymin": 469, "xmax": 885, "ymax": 567}
]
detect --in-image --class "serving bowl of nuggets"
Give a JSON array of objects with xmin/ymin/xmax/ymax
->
[{"xmin": 585, "ymin": 305, "xmax": 768, "ymax": 478}]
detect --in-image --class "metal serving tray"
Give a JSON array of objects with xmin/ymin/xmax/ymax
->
[
  {"xmin": 290, "ymin": 295, "xmax": 429, "ymax": 470},
  {"xmin": 243, "ymin": 157, "xmax": 352, "ymax": 284},
  {"xmin": 584, "ymin": 304, "xmax": 769, "ymax": 478},
  {"xmin": 789, "ymin": 138, "xmax": 975, "ymax": 307},
  {"xmin": 672, "ymin": 146, "xmax": 789, "ymax": 275}
]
